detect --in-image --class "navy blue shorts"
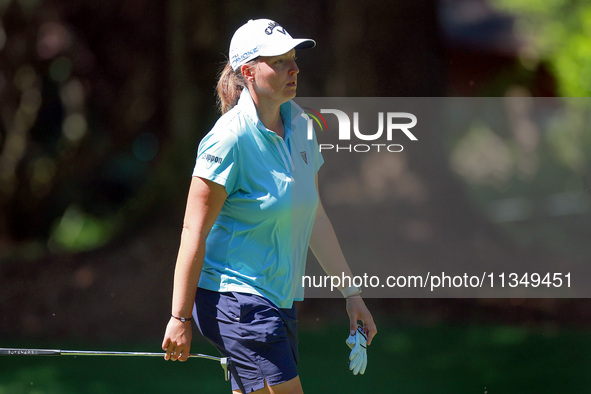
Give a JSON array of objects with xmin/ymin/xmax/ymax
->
[{"xmin": 192, "ymin": 288, "xmax": 299, "ymax": 392}]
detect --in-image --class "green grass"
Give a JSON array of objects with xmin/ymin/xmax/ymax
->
[
  {"xmin": 300, "ymin": 323, "xmax": 591, "ymax": 393},
  {"xmin": 2, "ymin": 322, "xmax": 591, "ymax": 393}
]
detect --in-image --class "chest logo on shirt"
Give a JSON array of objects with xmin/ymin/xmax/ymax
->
[{"xmin": 300, "ymin": 151, "xmax": 308, "ymax": 164}]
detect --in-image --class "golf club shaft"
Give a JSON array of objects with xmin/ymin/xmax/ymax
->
[
  {"xmin": 0, "ymin": 348, "xmax": 221, "ymax": 361},
  {"xmin": 2, "ymin": 347, "xmax": 239, "ymax": 389}
]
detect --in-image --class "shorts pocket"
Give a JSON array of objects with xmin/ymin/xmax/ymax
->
[
  {"xmin": 233, "ymin": 292, "xmax": 285, "ymax": 342},
  {"xmin": 219, "ymin": 292, "xmax": 241, "ymax": 323}
]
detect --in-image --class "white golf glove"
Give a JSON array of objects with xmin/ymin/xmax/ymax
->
[{"xmin": 346, "ymin": 325, "xmax": 367, "ymax": 375}]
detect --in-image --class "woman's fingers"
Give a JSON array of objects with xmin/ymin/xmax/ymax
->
[
  {"xmin": 161, "ymin": 337, "xmax": 170, "ymax": 353},
  {"xmin": 346, "ymin": 297, "xmax": 377, "ymax": 346},
  {"xmin": 164, "ymin": 344, "xmax": 190, "ymax": 361},
  {"xmin": 178, "ymin": 347, "xmax": 190, "ymax": 362},
  {"xmin": 364, "ymin": 316, "xmax": 377, "ymax": 346},
  {"xmin": 165, "ymin": 344, "xmax": 176, "ymax": 361},
  {"xmin": 162, "ymin": 318, "xmax": 192, "ymax": 361}
]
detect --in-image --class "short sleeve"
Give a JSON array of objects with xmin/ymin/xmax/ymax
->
[{"xmin": 193, "ymin": 129, "xmax": 239, "ymax": 194}]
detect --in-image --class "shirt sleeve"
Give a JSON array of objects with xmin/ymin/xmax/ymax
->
[{"xmin": 193, "ymin": 129, "xmax": 240, "ymax": 194}]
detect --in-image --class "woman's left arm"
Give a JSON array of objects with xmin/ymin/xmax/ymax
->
[{"xmin": 309, "ymin": 175, "xmax": 377, "ymax": 345}]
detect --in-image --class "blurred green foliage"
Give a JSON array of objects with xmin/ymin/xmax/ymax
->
[
  {"xmin": 448, "ymin": 97, "xmax": 591, "ymax": 256},
  {"xmin": 493, "ymin": 0, "xmax": 591, "ymax": 96},
  {"xmin": 0, "ymin": 0, "xmax": 168, "ymax": 257},
  {"xmin": 48, "ymin": 205, "xmax": 116, "ymax": 252}
]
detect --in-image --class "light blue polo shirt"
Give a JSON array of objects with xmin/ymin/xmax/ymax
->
[{"xmin": 193, "ymin": 89, "xmax": 323, "ymax": 309}]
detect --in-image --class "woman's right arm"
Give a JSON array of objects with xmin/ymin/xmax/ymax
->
[{"xmin": 161, "ymin": 176, "xmax": 227, "ymax": 361}]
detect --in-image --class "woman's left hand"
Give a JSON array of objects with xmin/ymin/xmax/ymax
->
[{"xmin": 346, "ymin": 296, "xmax": 377, "ymax": 345}]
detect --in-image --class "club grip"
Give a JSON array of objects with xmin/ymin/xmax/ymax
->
[{"xmin": 0, "ymin": 348, "xmax": 61, "ymax": 356}]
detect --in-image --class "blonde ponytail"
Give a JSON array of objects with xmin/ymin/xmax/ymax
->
[{"xmin": 216, "ymin": 61, "xmax": 247, "ymax": 114}]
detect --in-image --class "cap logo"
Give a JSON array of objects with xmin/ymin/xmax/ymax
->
[{"xmin": 265, "ymin": 21, "xmax": 286, "ymax": 35}]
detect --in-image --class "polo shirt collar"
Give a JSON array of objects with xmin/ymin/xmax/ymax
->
[{"xmin": 237, "ymin": 88, "xmax": 304, "ymax": 133}]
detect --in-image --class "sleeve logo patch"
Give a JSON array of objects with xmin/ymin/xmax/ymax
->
[{"xmin": 201, "ymin": 154, "xmax": 223, "ymax": 164}]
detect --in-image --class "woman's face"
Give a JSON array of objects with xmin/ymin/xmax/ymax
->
[{"xmin": 247, "ymin": 49, "xmax": 300, "ymax": 106}]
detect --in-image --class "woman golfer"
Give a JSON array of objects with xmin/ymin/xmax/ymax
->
[{"xmin": 162, "ymin": 19, "xmax": 377, "ymax": 393}]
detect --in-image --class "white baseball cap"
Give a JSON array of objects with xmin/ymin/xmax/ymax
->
[{"xmin": 229, "ymin": 19, "xmax": 316, "ymax": 71}]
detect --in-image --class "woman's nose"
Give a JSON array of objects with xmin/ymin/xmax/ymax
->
[{"xmin": 289, "ymin": 60, "xmax": 299, "ymax": 75}]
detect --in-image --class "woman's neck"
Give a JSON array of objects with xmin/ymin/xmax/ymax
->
[{"xmin": 250, "ymin": 92, "xmax": 285, "ymax": 138}]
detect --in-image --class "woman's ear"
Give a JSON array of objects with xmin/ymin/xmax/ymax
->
[{"xmin": 241, "ymin": 63, "xmax": 255, "ymax": 83}]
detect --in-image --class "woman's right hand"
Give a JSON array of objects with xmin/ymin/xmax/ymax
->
[
  {"xmin": 162, "ymin": 177, "xmax": 227, "ymax": 363},
  {"xmin": 161, "ymin": 317, "xmax": 192, "ymax": 361}
]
